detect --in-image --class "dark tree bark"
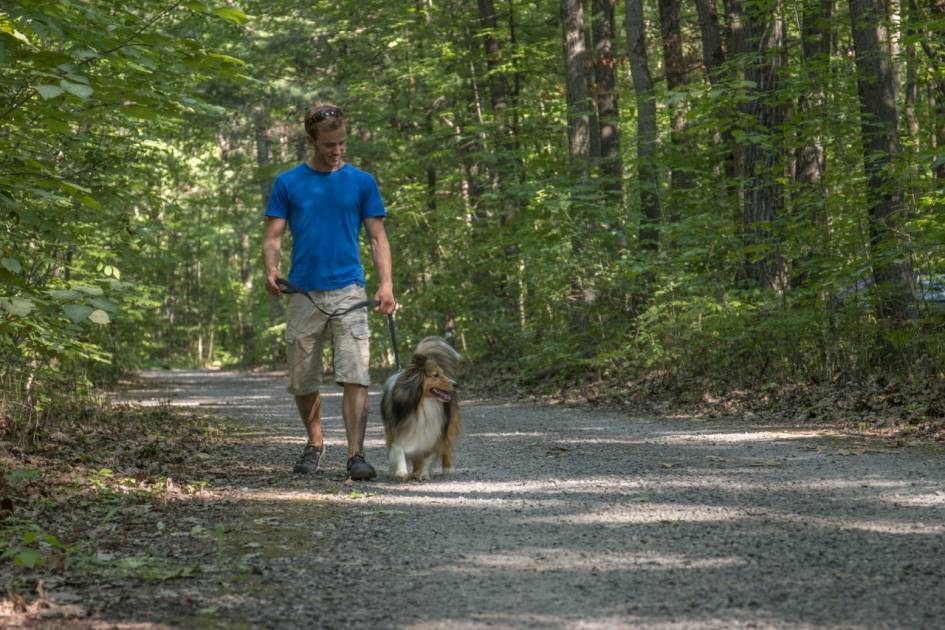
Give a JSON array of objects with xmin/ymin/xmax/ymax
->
[
  {"xmin": 928, "ymin": 0, "xmax": 945, "ymax": 181},
  {"xmin": 695, "ymin": 0, "xmax": 738, "ymax": 188},
  {"xmin": 730, "ymin": 0, "xmax": 787, "ymax": 290},
  {"xmin": 695, "ymin": 0, "xmax": 726, "ymax": 84},
  {"xmin": 904, "ymin": 0, "xmax": 919, "ymax": 142},
  {"xmin": 591, "ymin": 0, "xmax": 623, "ymax": 196},
  {"xmin": 561, "ymin": 0, "xmax": 594, "ymax": 166},
  {"xmin": 625, "ymin": 0, "xmax": 661, "ymax": 250},
  {"xmin": 658, "ymin": 0, "xmax": 692, "ymax": 227},
  {"xmin": 795, "ymin": 0, "xmax": 832, "ymax": 229},
  {"xmin": 477, "ymin": 0, "xmax": 509, "ymax": 116},
  {"xmin": 849, "ymin": 0, "xmax": 915, "ymax": 319},
  {"xmin": 562, "ymin": 0, "xmax": 602, "ymax": 335}
]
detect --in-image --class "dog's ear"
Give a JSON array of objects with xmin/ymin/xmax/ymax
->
[{"xmin": 410, "ymin": 354, "xmax": 427, "ymax": 371}]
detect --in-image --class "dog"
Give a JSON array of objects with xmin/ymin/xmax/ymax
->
[{"xmin": 381, "ymin": 336, "xmax": 462, "ymax": 480}]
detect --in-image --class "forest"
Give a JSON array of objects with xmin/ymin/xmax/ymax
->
[{"xmin": 2, "ymin": 0, "xmax": 944, "ymax": 435}]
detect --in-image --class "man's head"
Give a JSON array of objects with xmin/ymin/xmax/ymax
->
[
  {"xmin": 304, "ymin": 103, "xmax": 347, "ymax": 171},
  {"xmin": 304, "ymin": 103, "xmax": 346, "ymax": 140}
]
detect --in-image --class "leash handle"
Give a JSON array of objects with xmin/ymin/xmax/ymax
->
[
  {"xmin": 387, "ymin": 313, "xmax": 401, "ymax": 371},
  {"xmin": 275, "ymin": 277, "xmax": 302, "ymax": 294}
]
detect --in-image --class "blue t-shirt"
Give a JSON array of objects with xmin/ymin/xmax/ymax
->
[{"xmin": 265, "ymin": 162, "xmax": 387, "ymax": 291}]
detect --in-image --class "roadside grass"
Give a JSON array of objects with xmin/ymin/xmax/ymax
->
[{"xmin": 0, "ymin": 401, "xmax": 243, "ymax": 622}]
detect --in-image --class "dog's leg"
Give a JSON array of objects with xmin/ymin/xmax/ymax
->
[
  {"xmin": 441, "ymin": 451, "xmax": 453, "ymax": 475},
  {"xmin": 388, "ymin": 444, "xmax": 409, "ymax": 481},
  {"xmin": 416, "ymin": 453, "xmax": 437, "ymax": 481},
  {"xmin": 410, "ymin": 455, "xmax": 424, "ymax": 476}
]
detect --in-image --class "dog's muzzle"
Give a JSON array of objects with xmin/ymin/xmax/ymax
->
[{"xmin": 430, "ymin": 387, "xmax": 452, "ymax": 402}]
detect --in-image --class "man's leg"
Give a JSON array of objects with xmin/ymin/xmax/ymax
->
[
  {"xmin": 291, "ymin": 390, "xmax": 326, "ymax": 473},
  {"xmin": 295, "ymin": 391, "xmax": 323, "ymax": 448},
  {"xmin": 285, "ymin": 290, "xmax": 329, "ymax": 473},
  {"xmin": 341, "ymin": 383, "xmax": 375, "ymax": 480},
  {"xmin": 341, "ymin": 383, "xmax": 368, "ymax": 458}
]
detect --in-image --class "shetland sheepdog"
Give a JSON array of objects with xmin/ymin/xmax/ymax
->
[{"xmin": 381, "ymin": 337, "xmax": 462, "ymax": 480}]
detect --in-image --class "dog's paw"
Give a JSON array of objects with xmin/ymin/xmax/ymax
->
[{"xmin": 415, "ymin": 472, "xmax": 430, "ymax": 481}]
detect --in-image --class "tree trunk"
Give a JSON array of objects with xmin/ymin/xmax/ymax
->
[
  {"xmin": 695, "ymin": 0, "xmax": 738, "ymax": 189},
  {"xmin": 477, "ymin": 0, "xmax": 509, "ymax": 116},
  {"xmin": 903, "ymin": 0, "xmax": 919, "ymax": 142},
  {"xmin": 795, "ymin": 0, "xmax": 832, "ymax": 229},
  {"xmin": 695, "ymin": 0, "xmax": 726, "ymax": 84},
  {"xmin": 626, "ymin": 0, "xmax": 661, "ymax": 250},
  {"xmin": 591, "ymin": 0, "xmax": 622, "ymax": 194},
  {"xmin": 732, "ymin": 0, "xmax": 787, "ymax": 291},
  {"xmin": 928, "ymin": 1, "xmax": 945, "ymax": 181},
  {"xmin": 849, "ymin": 0, "xmax": 915, "ymax": 319},
  {"xmin": 658, "ymin": 0, "xmax": 692, "ymax": 228},
  {"xmin": 561, "ymin": 0, "xmax": 594, "ymax": 166},
  {"xmin": 562, "ymin": 0, "xmax": 600, "ymax": 337}
]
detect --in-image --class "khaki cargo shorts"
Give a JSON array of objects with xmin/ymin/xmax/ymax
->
[{"xmin": 285, "ymin": 283, "xmax": 371, "ymax": 395}]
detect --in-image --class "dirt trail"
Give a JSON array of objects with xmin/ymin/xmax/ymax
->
[{"xmin": 106, "ymin": 368, "xmax": 945, "ymax": 629}]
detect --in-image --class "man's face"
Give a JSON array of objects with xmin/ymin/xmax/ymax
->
[{"xmin": 309, "ymin": 125, "xmax": 346, "ymax": 170}]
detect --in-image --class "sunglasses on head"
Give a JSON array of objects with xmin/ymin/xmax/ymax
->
[{"xmin": 312, "ymin": 107, "xmax": 343, "ymax": 122}]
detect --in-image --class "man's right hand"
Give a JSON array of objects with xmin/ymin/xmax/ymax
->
[
  {"xmin": 262, "ymin": 217, "xmax": 287, "ymax": 296},
  {"xmin": 265, "ymin": 271, "xmax": 283, "ymax": 296}
]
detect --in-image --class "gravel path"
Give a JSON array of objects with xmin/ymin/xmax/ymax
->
[{"xmin": 117, "ymin": 368, "xmax": 945, "ymax": 629}]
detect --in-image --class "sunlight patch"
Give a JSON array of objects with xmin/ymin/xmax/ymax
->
[{"xmin": 428, "ymin": 548, "xmax": 745, "ymax": 574}]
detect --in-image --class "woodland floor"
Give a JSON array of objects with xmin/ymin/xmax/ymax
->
[{"xmin": 1, "ymin": 368, "xmax": 944, "ymax": 629}]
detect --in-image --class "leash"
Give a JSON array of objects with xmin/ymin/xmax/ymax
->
[{"xmin": 276, "ymin": 277, "xmax": 401, "ymax": 371}]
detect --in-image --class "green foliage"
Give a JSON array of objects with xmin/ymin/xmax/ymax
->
[
  {"xmin": 3, "ymin": 0, "xmax": 944, "ymax": 417},
  {"xmin": 1, "ymin": 1, "xmax": 248, "ymax": 429}
]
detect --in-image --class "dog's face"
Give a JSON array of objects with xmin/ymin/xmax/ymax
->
[{"xmin": 421, "ymin": 359, "xmax": 455, "ymax": 403}]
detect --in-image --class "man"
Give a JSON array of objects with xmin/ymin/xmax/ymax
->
[{"xmin": 262, "ymin": 103, "xmax": 395, "ymax": 481}]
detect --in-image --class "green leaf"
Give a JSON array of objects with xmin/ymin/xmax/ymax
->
[
  {"xmin": 1, "ymin": 257, "xmax": 21, "ymax": 274},
  {"xmin": 43, "ymin": 533, "xmax": 62, "ymax": 548},
  {"xmin": 63, "ymin": 304, "xmax": 93, "ymax": 323},
  {"xmin": 60, "ymin": 80, "xmax": 94, "ymax": 99},
  {"xmin": 123, "ymin": 105, "xmax": 161, "ymax": 120},
  {"xmin": 4, "ymin": 468, "xmax": 41, "ymax": 484},
  {"xmin": 49, "ymin": 289, "xmax": 83, "ymax": 301},
  {"xmin": 213, "ymin": 7, "xmax": 248, "ymax": 24},
  {"xmin": 88, "ymin": 297, "xmax": 117, "ymax": 313},
  {"xmin": 0, "ymin": 297, "xmax": 34, "ymax": 317},
  {"xmin": 15, "ymin": 548, "xmax": 44, "ymax": 568},
  {"xmin": 75, "ymin": 284, "xmax": 104, "ymax": 297},
  {"xmin": 207, "ymin": 53, "xmax": 246, "ymax": 66},
  {"xmin": 89, "ymin": 309, "xmax": 110, "ymax": 324},
  {"xmin": 36, "ymin": 84, "xmax": 64, "ymax": 99}
]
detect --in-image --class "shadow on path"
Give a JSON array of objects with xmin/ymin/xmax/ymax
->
[{"xmin": 99, "ymin": 369, "xmax": 945, "ymax": 629}]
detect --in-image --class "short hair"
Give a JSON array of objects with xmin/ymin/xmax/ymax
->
[{"xmin": 304, "ymin": 102, "xmax": 346, "ymax": 139}]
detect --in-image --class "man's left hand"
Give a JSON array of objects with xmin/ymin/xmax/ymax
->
[{"xmin": 374, "ymin": 284, "xmax": 395, "ymax": 315}]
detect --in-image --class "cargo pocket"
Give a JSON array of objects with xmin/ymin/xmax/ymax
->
[
  {"xmin": 350, "ymin": 319, "xmax": 370, "ymax": 341},
  {"xmin": 285, "ymin": 293, "xmax": 314, "ymax": 343}
]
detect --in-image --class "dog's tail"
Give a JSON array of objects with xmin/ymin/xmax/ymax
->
[{"xmin": 412, "ymin": 336, "xmax": 461, "ymax": 378}]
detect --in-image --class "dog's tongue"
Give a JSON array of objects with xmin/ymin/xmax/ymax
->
[{"xmin": 431, "ymin": 388, "xmax": 452, "ymax": 402}]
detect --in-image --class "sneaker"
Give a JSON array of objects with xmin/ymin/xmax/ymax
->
[
  {"xmin": 346, "ymin": 453, "xmax": 377, "ymax": 481},
  {"xmin": 293, "ymin": 444, "xmax": 325, "ymax": 474}
]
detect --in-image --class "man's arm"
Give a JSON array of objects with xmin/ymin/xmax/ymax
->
[
  {"xmin": 262, "ymin": 217, "xmax": 287, "ymax": 296},
  {"xmin": 364, "ymin": 217, "xmax": 395, "ymax": 314}
]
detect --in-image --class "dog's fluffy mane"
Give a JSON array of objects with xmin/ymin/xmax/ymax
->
[{"xmin": 385, "ymin": 337, "xmax": 461, "ymax": 427}]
